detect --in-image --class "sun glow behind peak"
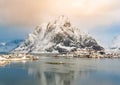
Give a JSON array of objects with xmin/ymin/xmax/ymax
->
[{"xmin": 0, "ymin": 0, "xmax": 119, "ymax": 27}]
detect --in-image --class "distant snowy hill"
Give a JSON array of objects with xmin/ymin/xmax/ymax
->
[
  {"xmin": 109, "ymin": 35, "xmax": 120, "ymax": 53},
  {"xmin": 13, "ymin": 15, "xmax": 103, "ymax": 53},
  {"xmin": 0, "ymin": 39, "xmax": 23, "ymax": 53},
  {"xmin": 112, "ymin": 35, "xmax": 120, "ymax": 48}
]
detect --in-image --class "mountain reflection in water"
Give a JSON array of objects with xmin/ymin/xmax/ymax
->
[{"xmin": 0, "ymin": 56, "xmax": 120, "ymax": 85}]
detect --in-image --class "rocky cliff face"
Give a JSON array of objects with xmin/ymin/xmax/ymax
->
[{"xmin": 13, "ymin": 16, "xmax": 103, "ymax": 53}]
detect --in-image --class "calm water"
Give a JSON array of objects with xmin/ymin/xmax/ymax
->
[{"xmin": 0, "ymin": 55, "xmax": 120, "ymax": 85}]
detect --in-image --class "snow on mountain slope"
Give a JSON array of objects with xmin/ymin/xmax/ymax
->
[
  {"xmin": 107, "ymin": 35, "xmax": 120, "ymax": 54},
  {"xmin": 0, "ymin": 40, "xmax": 23, "ymax": 53},
  {"xmin": 13, "ymin": 15, "xmax": 103, "ymax": 53},
  {"xmin": 112, "ymin": 35, "xmax": 120, "ymax": 48}
]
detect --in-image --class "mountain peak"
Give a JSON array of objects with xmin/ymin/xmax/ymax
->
[
  {"xmin": 49, "ymin": 15, "xmax": 71, "ymax": 27},
  {"xmin": 56, "ymin": 15, "xmax": 70, "ymax": 23},
  {"xmin": 13, "ymin": 16, "xmax": 103, "ymax": 53}
]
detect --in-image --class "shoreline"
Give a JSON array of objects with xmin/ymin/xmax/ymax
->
[
  {"xmin": 0, "ymin": 52, "xmax": 120, "ymax": 67},
  {"xmin": 0, "ymin": 54, "xmax": 39, "ymax": 67}
]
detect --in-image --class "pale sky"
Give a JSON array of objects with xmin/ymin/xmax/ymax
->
[{"xmin": 0, "ymin": 0, "xmax": 120, "ymax": 47}]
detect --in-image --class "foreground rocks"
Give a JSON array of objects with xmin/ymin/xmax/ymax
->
[
  {"xmin": 0, "ymin": 54, "xmax": 39, "ymax": 67},
  {"xmin": 0, "ymin": 61, "xmax": 10, "ymax": 67}
]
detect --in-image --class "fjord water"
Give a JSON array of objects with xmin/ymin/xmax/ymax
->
[{"xmin": 0, "ymin": 56, "xmax": 120, "ymax": 85}]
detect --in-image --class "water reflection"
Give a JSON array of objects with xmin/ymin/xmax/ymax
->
[
  {"xmin": 24, "ymin": 58, "xmax": 96, "ymax": 85},
  {"xmin": 1, "ymin": 57, "xmax": 120, "ymax": 85}
]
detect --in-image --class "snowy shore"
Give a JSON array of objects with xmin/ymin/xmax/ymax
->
[{"xmin": 0, "ymin": 54, "xmax": 39, "ymax": 66}]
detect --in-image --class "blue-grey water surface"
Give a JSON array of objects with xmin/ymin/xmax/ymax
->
[{"xmin": 0, "ymin": 56, "xmax": 120, "ymax": 85}]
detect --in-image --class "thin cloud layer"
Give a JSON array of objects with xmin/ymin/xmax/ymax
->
[{"xmin": 0, "ymin": 0, "xmax": 120, "ymax": 29}]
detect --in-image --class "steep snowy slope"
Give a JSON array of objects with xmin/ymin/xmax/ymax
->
[{"xmin": 13, "ymin": 16, "xmax": 103, "ymax": 53}]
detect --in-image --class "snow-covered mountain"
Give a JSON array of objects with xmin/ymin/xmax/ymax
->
[
  {"xmin": 0, "ymin": 39, "xmax": 23, "ymax": 54},
  {"xmin": 13, "ymin": 15, "xmax": 103, "ymax": 53},
  {"xmin": 108, "ymin": 35, "xmax": 120, "ymax": 54},
  {"xmin": 112, "ymin": 35, "xmax": 120, "ymax": 48}
]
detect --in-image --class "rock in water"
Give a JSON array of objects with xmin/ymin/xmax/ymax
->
[{"xmin": 13, "ymin": 15, "xmax": 104, "ymax": 53}]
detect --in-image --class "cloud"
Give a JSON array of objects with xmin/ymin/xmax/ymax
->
[
  {"xmin": 0, "ymin": 0, "xmax": 120, "ymax": 29},
  {"xmin": 0, "ymin": 0, "xmax": 46, "ymax": 26}
]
